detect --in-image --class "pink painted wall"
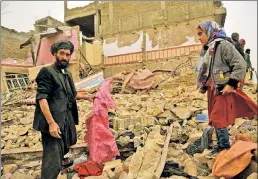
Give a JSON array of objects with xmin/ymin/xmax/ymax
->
[
  {"xmin": 36, "ymin": 30, "xmax": 79, "ymax": 66},
  {"xmin": 104, "ymin": 44, "xmax": 202, "ymax": 66}
]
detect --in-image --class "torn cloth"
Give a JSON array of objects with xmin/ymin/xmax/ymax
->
[
  {"xmin": 125, "ymin": 69, "xmax": 155, "ymax": 90},
  {"xmin": 161, "ymin": 161, "xmax": 198, "ymax": 179},
  {"xmin": 85, "ymin": 78, "xmax": 119, "ymax": 164},
  {"xmin": 212, "ymin": 140, "xmax": 257, "ymax": 178},
  {"xmin": 74, "ymin": 78, "xmax": 120, "ymax": 178},
  {"xmin": 208, "ymin": 87, "xmax": 258, "ymax": 128},
  {"xmin": 73, "ymin": 161, "xmax": 103, "ymax": 179}
]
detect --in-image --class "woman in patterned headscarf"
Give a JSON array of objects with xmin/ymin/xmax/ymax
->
[{"xmin": 196, "ymin": 20, "xmax": 257, "ymax": 158}]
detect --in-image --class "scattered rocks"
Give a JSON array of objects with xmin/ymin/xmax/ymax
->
[
  {"xmin": 1, "ymin": 70, "xmax": 257, "ymax": 178},
  {"xmin": 22, "ymin": 161, "xmax": 41, "ymax": 168},
  {"xmin": 3, "ymin": 164, "xmax": 18, "ymax": 175},
  {"xmin": 10, "ymin": 171, "xmax": 34, "ymax": 179},
  {"xmin": 247, "ymin": 173, "xmax": 258, "ymax": 179},
  {"xmin": 171, "ymin": 107, "xmax": 193, "ymax": 120},
  {"xmin": 183, "ymin": 158, "xmax": 198, "ymax": 176}
]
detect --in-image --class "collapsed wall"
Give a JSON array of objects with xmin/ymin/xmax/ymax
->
[
  {"xmin": 98, "ymin": 1, "xmax": 226, "ymax": 77},
  {"xmin": 64, "ymin": 1, "xmax": 226, "ymax": 72},
  {"xmin": 1, "ymin": 26, "xmax": 31, "ymax": 64}
]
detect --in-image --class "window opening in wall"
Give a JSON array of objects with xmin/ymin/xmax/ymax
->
[{"xmin": 5, "ymin": 73, "xmax": 30, "ymax": 91}]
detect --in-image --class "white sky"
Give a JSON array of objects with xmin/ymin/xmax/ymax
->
[{"xmin": 1, "ymin": 1, "xmax": 257, "ymax": 82}]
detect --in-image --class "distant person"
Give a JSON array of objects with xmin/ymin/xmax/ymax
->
[
  {"xmin": 231, "ymin": 32, "xmax": 245, "ymax": 58},
  {"xmin": 239, "ymin": 38, "xmax": 246, "ymax": 50},
  {"xmin": 245, "ymin": 48, "xmax": 253, "ymax": 82}
]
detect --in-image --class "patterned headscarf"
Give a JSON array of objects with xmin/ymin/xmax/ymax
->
[
  {"xmin": 196, "ymin": 21, "xmax": 232, "ymax": 91},
  {"xmin": 50, "ymin": 40, "xmax": 74, "ymax": 55},
  {"xmin": 197, "ymin": 20, "xmax": 231, "ymax": 44}
]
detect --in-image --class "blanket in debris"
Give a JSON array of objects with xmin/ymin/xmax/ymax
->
[
  {"xmin": 123, "ymin": 69, "xmax": 156, "ymax": 90},
  {"xmin": 74, "ymin": 78, "xmax": 120, "ymax": 178},
  {"xmin": 212, "ymin": 140, "xmax": 257, "ymax": 178}
]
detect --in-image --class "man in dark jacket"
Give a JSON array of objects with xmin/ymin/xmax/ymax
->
[
  {"xmin": 33, "ymin": 40, "xmax": 93, "ymax": 179},
  {"xmin": 231, "ymin": 32, "xmax": 245, "ymax": 58}
]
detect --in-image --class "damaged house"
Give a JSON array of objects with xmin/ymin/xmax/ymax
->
[
  {"xmin": 1, "ymin": 16, "xmax": 98, "ymax": 93},
  {"xmin": 64, "ymin": 1, "xmax": 226, "ymax": 76},
  {"xmin": 1, "ymin": 1, "xmax": 226, "ymax": 93}
]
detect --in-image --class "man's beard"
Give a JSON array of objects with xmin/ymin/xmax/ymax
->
[{"xmin": 55, "ymin": 58, "xmax": 69, "ymax": 69}]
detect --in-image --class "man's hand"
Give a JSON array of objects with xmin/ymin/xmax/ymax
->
[
  {"xmin": 198, "ymin": 86, "xmax": 208, "ymax": 94},
  {"xmin": 76, "ymin": 93, "xmax": 95, "ymax": 102},
  {"xmin": 85, "ymin": 94, "xmax": 95, "ymax": 102},
  {"xmin": 222, "ymin": 85, "xmax": 234, "ymax": 95},
  {"xmin": 49, "ymin": 122, "xmax": 61, "ymax": 139}
]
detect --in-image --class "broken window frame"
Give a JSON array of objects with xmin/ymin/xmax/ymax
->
[{"xmin": 5, "ymin": 73, "xmax": 30, "ymax": 91}]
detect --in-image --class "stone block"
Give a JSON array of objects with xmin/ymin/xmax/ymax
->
[{"xmin": 3, "ymin": 164, "xmax": 18, "ymax": 175}]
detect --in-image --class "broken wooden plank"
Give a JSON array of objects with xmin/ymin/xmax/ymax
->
[{"xmin": 153, "ymin": 123, "xmax": 173, "ymax": 179}]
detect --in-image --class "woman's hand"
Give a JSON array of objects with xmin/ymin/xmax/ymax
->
[{"xmin": 222, "ymin": 85, "xmax": 234, "ymax": 95}]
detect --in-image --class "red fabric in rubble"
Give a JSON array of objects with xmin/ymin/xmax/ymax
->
[
  {"xmin": 73, "ymin": 161, "xmax": 103, "ymax": 179},
  {"xmin": 207, "ymin": 86, "xmax": 258, "ymax": 128},
  {"xmin": 74, "ymin": 78, "xmax": 120, "ymax": 177},
  {"xmin": 85, "ymin": 78, "xmax": 119, "ymax": 164}
]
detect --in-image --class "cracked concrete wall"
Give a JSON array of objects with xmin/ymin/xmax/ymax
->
[
  {"xmin": 103, "ymin": 32, "xmax": 143, "ymax": 57},
  {"xmin": 100, "ymin": 1, "xmax": 216, "ymax": 37},
  {"xmin": 100, "ymin": 1, "xmax": 218, "ymax": 57},
  {"xmin": 65, "ymin": 2, "xmax": 97, "ymax": 22},
  {"xmin": 145, "ymin": 18, "xmax": 207, "ymax": 49},
  {"xmin": 103, "ymin": 17, "xmax": 208, "ymax": 57},
  {"xmin": 1, "ymin": 27, "xmax": 31, "ymax": 64},
  {"xmin": 65, "ymin": 1, "xmax": 225, "ymax": 71}
]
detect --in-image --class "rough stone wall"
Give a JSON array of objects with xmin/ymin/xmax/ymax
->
[
  {"xmin": 1, "ymin": 27, "xmax": 31, "ymax": 64},
  {"xmin": 35, "ymin": 16, "xmax": 65, "ymax": 33},
  {"xmin": 103, "ymin": 16, "xmax": 211, "ymax": 56},
  {"xmin": 65, "ymin": 2, "xmax": 97, "ymax": 22},
  {"xmin": 100, "ymin": 1, "xmax": 215, "ymax": 37},
  {"xmin": 145, "ymin": 17, "xmax": 210, "ymax": 49},
  {"xmin": 100, "ymin": 1, "xmax": 217, "ymax": 55},
  {"xmin": 101, "ymin": 1, "xmax": 161, "ymax": 36}
]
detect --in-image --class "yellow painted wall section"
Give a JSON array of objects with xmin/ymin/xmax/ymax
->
[
  {"xmin": 85, "ymin": 42, "xmax": 94, "ymax": 65},
  {"xmin": 83, "ymin": 41, "xmax": 102, "ymax": 66},
  {"xmin": 92, "ymin": 41, "xmax": 102, "ymax": 66}
]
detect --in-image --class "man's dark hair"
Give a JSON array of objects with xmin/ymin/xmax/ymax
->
[
  {"xmin": 231, "ymin": 32, "xmax": 239, "ymax": 41},
  {"xmin": 246, "ymin": 49, "xmax": 251, "ymax": 53}
]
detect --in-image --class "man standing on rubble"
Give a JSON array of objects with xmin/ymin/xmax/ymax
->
[
  {"xmin": 33, "ymin": 40, "xmax": 93, "ymax": 179},
  {"xmin": 231, "ymin": 32, "xmax": 245, "ymax": 58},
  {"xmin": 197, "ymin": 21, "xmax": 257, "ymax": 158}
]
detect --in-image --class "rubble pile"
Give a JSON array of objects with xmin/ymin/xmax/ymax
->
[
  {"xmin": 1, "ymin": 68, "xmax": 257, "ymax": 179},
  {"xmin": 1, "ymin": 91, "xmax": 93, "ymax": 150}
]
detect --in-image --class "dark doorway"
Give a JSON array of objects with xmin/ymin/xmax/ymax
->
[{"xmin": 68, "ymin": 14, "xmax": 95, "ymax": 37}]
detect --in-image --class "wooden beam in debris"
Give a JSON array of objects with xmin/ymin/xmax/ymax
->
[{"xmin": 154, "ymin": 123, "xmax": 173, "ymax": 179}]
